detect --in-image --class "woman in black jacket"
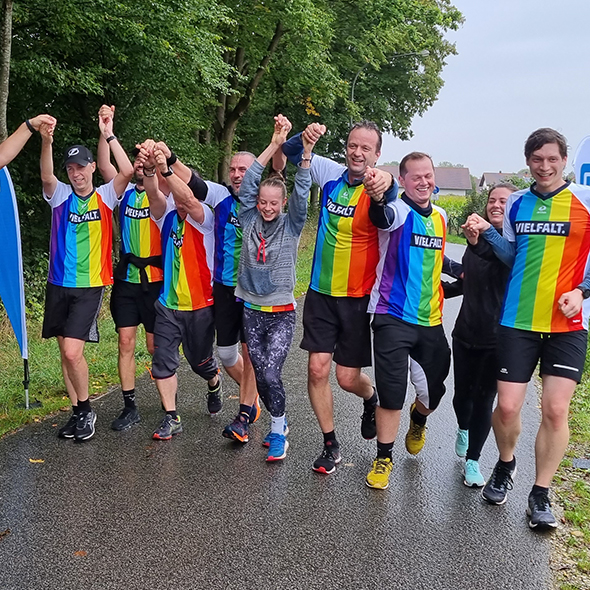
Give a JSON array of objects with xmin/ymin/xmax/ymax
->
[{"xmin": 452, "ymin": 183, "xmax": 517, "ymax": 487}]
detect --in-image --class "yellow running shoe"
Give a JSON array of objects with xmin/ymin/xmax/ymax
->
[
  {"xmin": 365, "ymin": 457, "xmax": 393, "ymax": 489},
  {"xmin": 405, "ymin": 403, "xmax": 426, "ymax": 455}
]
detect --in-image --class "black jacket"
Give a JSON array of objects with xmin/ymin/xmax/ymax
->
[{"xmin": 448, "ymin": 238, "xmax": 510, "ymax": 349}]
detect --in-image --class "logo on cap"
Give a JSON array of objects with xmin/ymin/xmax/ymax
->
[{"xmin": 68, "ymin": 147, "xmax": 80, "ymax": 157}]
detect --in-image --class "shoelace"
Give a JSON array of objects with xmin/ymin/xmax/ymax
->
[
  {"xmin": 410, "ymin": 422, "xmax": 424, "ymax": 438},
  {"xmin": 492, "ymin": 466, "xmax": 514, "ymax": 490},
  {"xmin": 531, "ymin": 493, "xmax": 551, "ymax": 511},
  {"xmin": 374, "ymin": 459, "xmax": 390, "ymax": 474},
  {"xmin": 256, "ymin": 232, "xmax": 266, "ymax": 263}
]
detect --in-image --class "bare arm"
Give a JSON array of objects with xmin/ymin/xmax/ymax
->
[
  {"xmin": 0, "ymin": 114, "xmax": 56, "ymax": 169},
  {"xmin": 97, "ymin": 105, "xmax": 117, "ymax": 182},
  {"xmin": 39, "ymin": 122, "xmax": 58, "ymax": 197},
  {"xmin": 154, "ymin": 148, "xmax": 204, "ymax": 224},
  {"xmin": 154, "ymin": 141, "xmax": 192, "ymax": 184},
  {"xmin": 98, "ymin": 108, "xmax": 133, "ymax": 196},
  {"xmin": 139, "ymin": 146, "xmax": 167, "ymax": 219}
]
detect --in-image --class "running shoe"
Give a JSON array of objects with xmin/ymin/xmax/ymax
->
[
  {"xmin": 266, "ymin": 433, "xmax": 289, "ymax": 461},
  {"xmin": 222, "ymin": 414, "xmax": 249, "ymax": 443},
  {"xmin": 455, "ymin": 428, "xmax": 469, "ymax": 458},
  {"xmin": 464, "ymin": 459, "xmax": 485, "ymax": 487},
  {"xmin": 249, "ymin": 396, "xmax": 261, "ymax": 424},
  {"xmin": 207, "ymin": 377, "xmax": 223, "ymax": 415},
  {"xmin": 366, "ymin": 457, "xmax": 393, "ymax": 490},
  {"xmin": 405, "ymin": 403, "xmax": 426, "ymax": 455},
  {"xmin": 111, "ymin": 407, "xmax": 141, "ymax": 431},
  {"xmin": 482, "ymin": 460, "xmax": 517, "ymax": 505},
  {"xmin": 153, "ymin": 414, "xmax": 183, "ymax": 440},
  {"xmin": 74, "ymin": 409, "xmax": 97, "ymax": 442},
  {"xmin": 58, "ymin": 413, "xmax": 78, "ymax": 439},
  {"xmin": 262, "ymin": 419, "xmax": 289, "ymax": 447},
  {"xmin": 361, "ymin": 393, "xmax": 377, "ymax": 440},
  {"xmin": 312, "ymin": 440, "xmax": 341, "ymax": 474},
  {"xmin": 527, "ymin": 492, "xmax": 558, "ymax": 530}
]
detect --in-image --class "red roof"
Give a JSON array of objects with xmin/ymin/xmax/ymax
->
[{"xmin": 378, "ymin": 165, "xmax": 472, "ymax": 191}]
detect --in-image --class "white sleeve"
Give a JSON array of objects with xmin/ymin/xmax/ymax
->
[
  {"xmin": 310, "ymin": 155, "xmax": 346, "ymax": 189},
  {"xmin": 96, "ymin": 179, "xmax": 120, "ymax": 210},
  {"xmin": 152, "ymin": 197, "xmax": 176, "ymax": 229},
  {"xmin": 503, "ymin": 195, "xmax": 517, "ymax": 243},
  {"xmin": 204, "ymin": 181, "xmax": 231, "ymax": 208},
  {"xmin": 187, "ymin": 203, "xmax": 214, "ymax": 233},
  {"xmin": 43, "ymin": 179, "xmax": 71, "ymax": 207}
]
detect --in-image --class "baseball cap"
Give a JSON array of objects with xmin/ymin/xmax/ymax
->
[{"xmin": 63, "ymin": 145, "xmax": 94, "ymax": 167}]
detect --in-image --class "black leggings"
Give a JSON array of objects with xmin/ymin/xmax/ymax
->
[
  {"xmin": 243, "ymin": 308, "xmax": 296, "ymax": 417},
  {"xmin": 452, "ymin": 338, "xmax": 497, "ymax": 461}
]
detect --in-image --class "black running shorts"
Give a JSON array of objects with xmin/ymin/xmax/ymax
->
[
  {"xmin": 372, "ymin": 313, "xmax": 451, "ymax": 410},
  {"xmin": 300, "ymin": 288, "xmax": 372, "ymax": 368},
  {"xmin": 212, "ymin": 281, "xmax": 245, "ymax": 346},
  {"xmin": 151, "ymin": 300, "xmax": 218, "ymax": 381},
  {"xmin": 110, "ymin": 279, "xmax": 162, "ymax": 333},
  {"xmin": 42, "ymin": 283, "xmax": 104, "ymax": 343},
  {"xmin": 497, "ymin": 325, "xmax": 588, "ymax": 384}
]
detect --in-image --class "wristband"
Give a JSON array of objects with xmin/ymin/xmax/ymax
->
[
  {"xmin": 301, "ymin": 157, "xmax": 312, "ymax": 162},
  {"xmin": 25, "ymin": 119, "xmax": 35, "ymax": 133},
  {"xmin": 166, "ymin": 151, "xmax": 177, "ymax": 167},
  {"xmin": 143, "ymin": 167, "xmax": 156, "ymax": 177},
  {"xmin": 106, "ymin": 135, "xmax": 117, "ymax": 144}
]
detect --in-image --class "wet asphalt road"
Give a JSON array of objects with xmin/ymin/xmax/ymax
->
[{"xmin": 0, "ymin": 243, "xmax": 551, "ymax": 590}]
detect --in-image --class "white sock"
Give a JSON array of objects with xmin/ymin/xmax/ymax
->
[{"xmin": 271, "ymin": 414, "xmax": 286, "ymax": 435}]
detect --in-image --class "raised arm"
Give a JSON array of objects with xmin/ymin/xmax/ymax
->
[
  {"xmin": 139, "ymin": 144, "xmax": 167, "ymax": 220},
  {"xmin": 97, "ymin": 105, "xmax": 117, "ymax": 183},
  {"xmin": 153, "ymin": 147, "xmax": 204, "ymax": 224},
  {"xmin": 39, "ymin": 122, "xmax": 58, "ymax": 198},
  {"xmin": 98, "ymin": 107, "xmax": 133, "ymax": 196},
  {"xmin": 0, "ymin": 114, "xmax": 56, "ymax": 169},
  {"xmin": 153, "ymin": 141, "xmax": 192, "ymax": 184}
]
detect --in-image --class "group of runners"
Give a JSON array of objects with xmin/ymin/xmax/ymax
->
[{"xmin": 2, "ymin": 108, "xmax": 589, "ymax": 533}]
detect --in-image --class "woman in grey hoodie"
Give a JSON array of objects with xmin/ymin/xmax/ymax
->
[{"xmin": 235, "ymin": 115, "xmax": 314, "ymax": 462}]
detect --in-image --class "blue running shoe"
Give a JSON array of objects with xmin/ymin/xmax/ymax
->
[
  {"xmin": 222, "ymin": 414, "xmax": 249, "ymax": 443},
  {"xmin": 266, "ymin": 433, "xmax": 288, "ymax": 461},
  {"xmin": 455, "ymin": 428, "xmax": 468, "ymax": 457},
  {"xmin": 263, "ymin": 419, "xmax": 289, "ymax": 447},
  {"xmin": 464, "ymin": 459, "xmax": 485, "ymax": 487}
]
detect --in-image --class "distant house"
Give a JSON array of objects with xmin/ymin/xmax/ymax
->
[
  {"xmin": 479, "ymin": 171, "xmax": 532, "ymax": 191},
  {"xmin": 378, "ymin": 165, "xmax": 472, "ymax": 196}
]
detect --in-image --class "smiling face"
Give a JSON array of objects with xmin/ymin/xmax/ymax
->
[
  {"xmin": 229, "ymin": 153, "xmax": 256, "ymax": 193},
  {"xmin": 257, "ymin": 185, "xmax": 286, "ymax": 222},
  {"xmin": 345, "ymin": 127, "xmax": 381, "ymax": 180},
  {"xmin": 486, "ymin": 186, "xmax": 512, "ymax": 230},
  {"xmin": 399, "ymin": 156, "xmax": 435, "ymax": 208},
  {"xmin": 526, "ymin": 142, "xmax": 567, "ymax": 194},
  {"xmin": 66, "ymin": 162, "xmax": 96, "ymax": 196}
]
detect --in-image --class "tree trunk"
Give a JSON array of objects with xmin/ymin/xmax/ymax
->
[
  {"xmin": 310, "ymin": 185, "xmax": 320, "ymax": 210},
  {"xmin": 217, "ymin": 118, "xmax": 240, "ymax": 184},
  {"xmin": 0, "ymin": 0, "xmax": 13, "ymax": 142}
]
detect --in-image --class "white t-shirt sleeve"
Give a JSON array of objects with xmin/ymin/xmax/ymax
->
[
  {"xmin": 43, "ymin": 179, "xmax": 71, "ymax": 207},
  {"xmin": 310, "ymin": 155, "xmax": 346, "ymax": 188},
  {"xmin": 503, "ymin": 193, "xmax": 518, "ymax": 243},
  {"xmin": 204, "ymin": 181, "xmax": 231, "ymax": 208},
  {"xmin": 187, "ymin": 203, "xmax": 214, "ymax": 233},
  {"xmin": 95, "ymin": 179, "xmax": 120, "ymax": 210}
]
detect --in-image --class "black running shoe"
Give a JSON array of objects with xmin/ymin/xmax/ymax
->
[
  {"xmin": 527, "ymin": 492, "xmax": 558, "ymax": 530},
  {"xmin": 361, "ymin": 395, "xmax": 377, "ymax": 440},
  {"xmin": 58, "ymin": 413, "xmax": 78, "ymax": 438},
  {"xmin": 312, "ymin": 441, "xmax": 342, "ymax": 474},
  {"xmin": 482, "ymin": 460, "xmax": 517, "ymax": 505},
  {"xmin": 74, "ymin": 409, "xmax": 97, "ymax": 442},
  {"xmin": 207, "ymin": 377, "xmax": 223, "ymax": 415},
  {"xmin": 111, "ymin": 407, "xmax": 141, "ymax": 431}
]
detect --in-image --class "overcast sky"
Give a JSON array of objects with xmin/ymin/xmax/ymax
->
[{"xmin": 380, "ymin": 0, "xmax": 590, "ymax": 178}]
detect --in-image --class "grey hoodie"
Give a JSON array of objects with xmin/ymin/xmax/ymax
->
[{"xmin": 235, "ymin": 159, "xmax": 311, "ymax": 308}]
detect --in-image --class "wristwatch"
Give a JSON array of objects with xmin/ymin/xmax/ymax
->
[
  {"xmin": 576, "ymin": 285, "xmax": 590, "ymax": 299},
  {"xmin": 162, "ymin": 167, "xmax": 174, "ymax": 178}
]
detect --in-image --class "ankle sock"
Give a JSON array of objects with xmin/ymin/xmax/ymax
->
[
  {"xmin": 410, "ymin": 406, "xmax": 427, "ymax": 426},
  {"xmin": 499, "ymin": 456, "xmax": 516, "ymax": 470},
  {"xmin": 377, "ymin": 441, "xmax": 393, "ymax": 460},
  {"xmin": 365, "ymin": 389, "xmax": 378, "ymax": 407},
  {"xmin": 531, "ymin": 484, "xmax": 549, "ymax": 497},
  {"xmin": 239, "ymin": 404, "xmax": 252, "ymax": 420},
  {"xmin": 72, "ymin": 405, "xmax": 80, "ymax": 415},
  {"xmin": 166, "ymin": 410, "xmax": 178, "ymax": 420},
  {"xmin": 78, "ymin": 399, "xmax": 91, "ymax": 413},
  {"xmin": 123, "ymin": 388, "xmax": 136, "ymax": 409},
  {"xmin": 323, "ymin": 430, "xmax": 337, "ymax": 445},
  {"xmin": 271, "ymin": 414, "xmax": 286, "ymax": 435}
]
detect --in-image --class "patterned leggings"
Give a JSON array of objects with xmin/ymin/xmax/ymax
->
[{"xmin": 242, "ymin": 308, "xmax": 296, "ymax": 417}]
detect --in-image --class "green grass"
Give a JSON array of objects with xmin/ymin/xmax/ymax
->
[
  {"xmin": 295, "ymin": 209, "xmax": 318, "ymax": 297},
  {"xmin": 446, "ymin": 233, "xmax": 467, "ymax": 245},
  {"xmin": 0, "ymin": 292, "xmax": 150, "ymax": 437}
]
